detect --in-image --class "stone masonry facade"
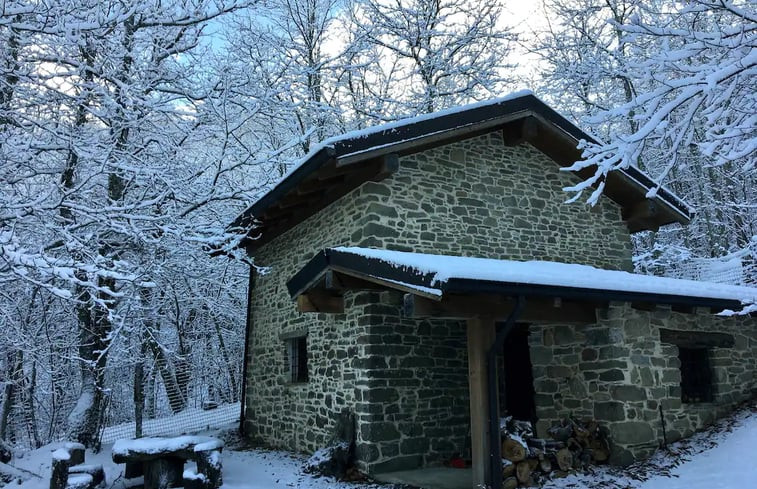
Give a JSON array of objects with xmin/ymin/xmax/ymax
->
[
  {"xmin": 244, "ymin": 129, "xmax": 756, "ymax": 473},
  {"xmin": 530, "ymin": 303, "xmax": 756, "ymax": 465}
]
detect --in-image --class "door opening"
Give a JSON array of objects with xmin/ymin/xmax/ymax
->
[{"xmin": 500, "ymin": 324, "xmax": 536, "ymax": 422}]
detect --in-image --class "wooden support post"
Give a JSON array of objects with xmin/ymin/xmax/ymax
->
[{"xmin": 467, "ymin": 317, "xmax": 497, "ymax": 488}]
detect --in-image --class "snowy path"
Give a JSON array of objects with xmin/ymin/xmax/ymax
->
[{"xmin": 638, "ymin": 414, "xmax": 757, "ymax": 489}]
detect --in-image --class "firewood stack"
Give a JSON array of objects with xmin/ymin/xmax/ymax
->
[{"xmin": 500, "ymin": 417, "xmax": 610, "ymax": 488}]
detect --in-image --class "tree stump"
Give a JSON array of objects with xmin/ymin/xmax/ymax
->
[
  {"xmin": 143, "ymin": 457, "xmax": 184, "ymax": 489},
  {"xmin": 196, "ymin": 450, "xmax": 223, "ymax": 489},
  {"xmin": 65, "ymin": 443, "xmax": 86, "ymax": 466},
  {"xmin": 50, "ymin": 449, "xmax": 70, "ymax": 489},
  {"xmin": 66, "ymin": 473, "xmax": 93, "ymax": 489}
]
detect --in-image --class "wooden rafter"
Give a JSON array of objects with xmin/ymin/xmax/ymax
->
[
  {"xmin": 246, "ymin": 155, "xmax": 400, "ymax": 252},
  {"xmin": 501, "ymin": 116, "xmax": 539, "ymax": 146}
]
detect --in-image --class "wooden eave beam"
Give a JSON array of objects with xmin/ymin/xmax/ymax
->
[
  {"xmin": 501, "ymin": 116, "xmax": 539, "ymax": 146},
  {"xmin": 297, "ymin": 289, "xmax": 344, "ymax": 313},
  {"xmin": 403, "ymin": 293, "xmax": 597, "ymax": 324},
  {"xmin": 296, "ymin": 174, "xmax": 346, "ymax": 196},
  {"xmin": 323, "ymin": 270, "xmax": 387, "ymax": 292},
  {"xmin": 247, "ymin": 156, "xmax": 399, "ymax": 252},
  {"xmin": 329, "ymin": 265, "xmax": 442, "ymax": 300},
  {"xmin": 622, "ymin": 199, "xmax": 659, "ymax": 231}
]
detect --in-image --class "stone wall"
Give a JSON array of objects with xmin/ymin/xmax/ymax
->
[
  {"xmin": 349, "ymin": 291, "xmax": 469, "ymax": 474},
  {"xmin": 245, "ymin": 130, "xmax": 636, "ymax": 459},
  {"xmin": 528, "ymin": 303, "xmax": 756, "ymax": 465},
  {"xmin": 356, "ymin": 132, "xmax": 634, "ymax": 271}
]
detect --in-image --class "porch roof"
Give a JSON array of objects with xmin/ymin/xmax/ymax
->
[{"xmin": 287, "ymin": 247, "xmax": 757, "ymax": 317}]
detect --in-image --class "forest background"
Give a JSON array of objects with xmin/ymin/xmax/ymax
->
[{"xmin": 0, "ymin": 0, "xmax": 754, "ymax": 449}]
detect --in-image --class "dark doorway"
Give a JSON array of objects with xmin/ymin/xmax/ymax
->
[{"xmin": 500, "ymin": 324, "xmax": 536, "ymax": 422}]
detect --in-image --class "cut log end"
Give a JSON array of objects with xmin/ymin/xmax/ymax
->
[
  {"xmin": 502, "ymin": 437, "xmax": 528, "ymax": 463},
  {"xmin": 515, "ymin": 461, "xmax": 532, "ymax": 483},
  {"xmin": 556, "ymin": 448, "xmax": 573, "ymax": 472}
]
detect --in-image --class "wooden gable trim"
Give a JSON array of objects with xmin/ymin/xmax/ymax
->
[{"xmin": 223, "ymin": 95, "xmax": 693, "ymax": 256}]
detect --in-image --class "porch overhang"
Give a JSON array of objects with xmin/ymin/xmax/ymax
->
[
  {"xmin": 287, "ymin": 248, "xmax": 754, "ymax": 317},
  {"xmin": 286, "ymin": 247, "xmax": 755, "ymax": 489}
]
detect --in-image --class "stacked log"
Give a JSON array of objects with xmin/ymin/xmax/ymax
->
[{"xmin": 500, "ymin": 417, "xmax": 610, "ymax": 487}]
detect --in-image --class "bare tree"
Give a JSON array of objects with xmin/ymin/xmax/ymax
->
[{"xmin": 345, "ymin": 0, "xmax": 517, "ymax": 117}]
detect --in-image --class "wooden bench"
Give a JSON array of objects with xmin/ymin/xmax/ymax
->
[{"xmin": 112, "ymin": 436, "xmax": 223, "ymax": 489}]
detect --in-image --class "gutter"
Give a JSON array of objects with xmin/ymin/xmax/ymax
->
[
  {"xmin": 487, "ymin": 296, "xmax": 526, "ymax": 489},
  {"xmin": 239, "ymin": 267, "xmax": 256, "ymax": 434}
]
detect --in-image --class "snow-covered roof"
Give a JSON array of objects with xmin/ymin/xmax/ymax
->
[
  {"xmin": 271, "ymin": 90, "xmax": 536, "ymax": 188},
  {"xmin": 288, "ymin": 247, "xmax": 757, "ymax": 314},
  {"xmin": 227, "ymin": 92, "xmax": 693, "ymax": 253}
]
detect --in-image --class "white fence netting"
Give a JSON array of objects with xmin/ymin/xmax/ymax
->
[{"xmin": 636, "ymin": 241, "xmax": 757, "ymax": 290}]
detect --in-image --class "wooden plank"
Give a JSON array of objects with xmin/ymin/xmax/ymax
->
[
  {"xmin": 334, "ymin": 113, "xmax": 526, "ymax": 167},
  {"xmin": 330, "ymin": 266, "xmax": 442, "ymax": 300},
  {"xmin": 467, "ymin": 317, "xmax": 496, "ymax": 489},
  {"xmin": 323, "ymin": 270, "xmax": 387, "ymax": 292},
  {"xmin": 296, "ymin": 291, "xmax": 344, "ymax": 314},
  {"xmin": 404, "ymin": 294, "xmax": 596, "ymax": 324}
]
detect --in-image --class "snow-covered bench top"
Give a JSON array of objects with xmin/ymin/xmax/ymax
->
[{"xmin": 112, "ymin": 436, "xmax": 223, "ymax": 463}]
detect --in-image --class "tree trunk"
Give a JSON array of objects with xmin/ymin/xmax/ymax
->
[
  {"xmin": 0, "ymin": 351, "xmax": 22, "ymax": 441},
  {"xmin": 212, "ymin": 318, "xmax": 239, "ymax": 402},
  {"xmin": 22, "ymin": 362, "xmax": 40, "ymax": 448},
  {"xmin": 67, "ymin": 283, "xmax": 111, "ymax": 448}
]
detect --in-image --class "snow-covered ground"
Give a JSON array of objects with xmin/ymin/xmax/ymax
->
[
  {"xmin": 7, "ymin": 427, "xmax": 389, "ymax": 489},
  {"xmin": 542, "ymin": 404, "xmax": 757, "ymax": 489},
  {"xmin": 5, "ymin": 405, "xmax": 756, "ymax": 489}
]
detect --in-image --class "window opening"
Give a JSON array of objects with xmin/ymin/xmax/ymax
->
[
  {"xmin": 287, "ymin": 336, "xmax": 309, "ymax": 383},
  {"xmin": 679, "ymin": 347, "xmax": 713, "ymax": 403}
]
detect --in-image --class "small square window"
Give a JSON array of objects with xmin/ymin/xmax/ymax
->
[
  {"xmin": 679, "ymin": 347, "xmax": 713, "ymax": 403},
  {"xmin": 286, "ymin": 336, "xmax": 309, "ymax": 383}
]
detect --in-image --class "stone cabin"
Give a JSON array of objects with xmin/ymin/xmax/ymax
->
[{"xmin": 226, "ymin": 92, "xmax": 757, "ymax": 489}]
